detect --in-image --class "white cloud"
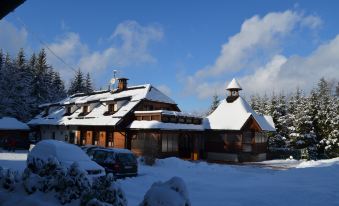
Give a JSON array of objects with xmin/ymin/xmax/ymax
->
[
  {"xmin": 45, "ymin": 20, "xmax": 163, "ymax": 81},
  {"xmin": 240, "ymin": 35, "xmax": 339, "ymax": 95},
  {"xmin": 183, "ymin": 10, "xmax": 323, "ymax": 99},
  {"xmin": 0, "ymin": 20, "xmax": 28, "ymax": 55}
]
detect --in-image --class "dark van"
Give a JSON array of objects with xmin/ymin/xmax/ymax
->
[{"xmin": 91, "ymin": 148, "xmax": 138, "ymax": 178}]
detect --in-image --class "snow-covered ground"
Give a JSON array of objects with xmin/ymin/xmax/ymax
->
[{"xmin": 1, "ymin": 151, "xmax": 339, "ymax": 206}]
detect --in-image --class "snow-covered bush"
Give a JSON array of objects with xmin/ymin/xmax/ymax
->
[
  {"xmin": 22, "ymin": 167, "xmax": 42, "ymax": 194},
  {"xmin": 140, "ymin": 176, "xmax": 190, "ymax": 206},
  {"xmin": 23, "ymin": 156, "xmax": 66, "ymax": 193},
  {"xmin": 81, "ymin": 173, "xmax": 127, "ymax": 206},
  {"xmin": 0, "ymin": 167, "xmax": 20, "ymax": 191},
  {"xmin": 85, "ymin": 198, "xmax": 112, "ymax": 206},
  {"xmin": 56, "ymin": 162, "xmax": 91, "ymax": 204}
]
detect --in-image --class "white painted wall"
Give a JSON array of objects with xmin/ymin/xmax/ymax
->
[{"xmin": 40, "ymin": 125, "xmax": 78, "ymax": 143}]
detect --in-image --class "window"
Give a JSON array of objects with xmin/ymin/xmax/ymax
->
[
  {"xmin": 108, "ymin": 103, "xmax": 118, "ymax": 113},
  {"xmin": 66, "ymin": 106, "xmax": 72, "ymax": 114},
  {"xmin": 254, "ymin": 132, "xmax": 267, "ymax": 143},
  {"xmin": 83, "ymin": 105, "xmax": 89, "ymax": 113},
  {"xmin": 161, "ymin": 133, "xmax": 178, "ymax": 152},
  {"xmin": 243, "ymin": 132, "xmax": 252, "ymax": 144}
]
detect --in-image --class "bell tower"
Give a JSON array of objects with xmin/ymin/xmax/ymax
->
[{"xmin": 226, "ymin": 78, "xmax": 242, "ymax": 103}]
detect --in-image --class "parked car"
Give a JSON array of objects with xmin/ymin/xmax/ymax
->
[
  {"xmin": 27, "ymin": 140, "xmax": 105, "ymax": 178},
  {"xmin": 91, "ymin": 148, "xmax": 138, "ymax": 178},
  {"xmin": 80, "ymin": 145, "xmax": 103, "ymax": 157}
]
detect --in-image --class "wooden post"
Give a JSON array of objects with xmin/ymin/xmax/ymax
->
[{"xmin": 86, "ymin": 131, "xmax": 93, "ymax": 145}]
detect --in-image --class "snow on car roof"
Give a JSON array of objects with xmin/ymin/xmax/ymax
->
[
  {"xmin": 29, "ymin": 140, "xmax": 90, "ymax": 162},
  {"xmin": 0, "ymin": 117, "xmax": 30, "ymax": 130}
]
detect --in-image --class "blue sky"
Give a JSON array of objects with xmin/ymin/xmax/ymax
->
[{"xmin": 1, "ymin": 1, "xmax": 339, "ymax": 113}]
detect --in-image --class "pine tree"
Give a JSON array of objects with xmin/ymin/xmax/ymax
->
[
  {"xmin": 268, "ymin": 93, "xmax": 289, "ymax": 148},
  {"xmin": 84, "ymin": 72, "xmax": 94, "ymax": 94},
  {"xmin": 250, "ymin": 94, "xmax": 261, "ymax": 114},
  {"xmin": 289, "ymin": 93, "xmax": 317, "ymax": 150},
  {"xmin": 50, "ymin": 71, "xmax": 66, "ymax": 101},
  {"xmin": 13, "ymin": 49, "xmax": 35, "ymax": 121},
  {"xmin": 206, "ymin": 94, "xmax": 220, "ymax": 115},
  {"xmin": 32, "ymin": 49, "xmax": 51, "ymax": 107},
  {"xmin": 0, "ymin": 53, "xmax": 17, "ymax": 118},
  {"xmin": 68, "ymin": 69, "xmax": 86, "ymax": 95}
]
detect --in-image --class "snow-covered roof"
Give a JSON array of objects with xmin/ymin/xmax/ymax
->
[
  {"xmin": 128, "ymin": 120, "xmax": 205, "ymax": 131},
  {"xmin": 226, "ymin": 78, "xmax": 242, "ymax": 90},
  {"xmin": 134, "ymin": 110, "xmax": 200, "ymax": 118},
  {"xmin": 0, "ymin": 117, "xmax": 30, "ymax": 130},
  {"xmin": 28, "ymin": 84, "xmax": 177, "ymax": 127},
  {"xmin": 204, "ymin": 96, "xmax": 275, "ymax": 131}
]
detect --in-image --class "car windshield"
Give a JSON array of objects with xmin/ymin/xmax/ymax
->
[{"xmin": 117, "ymin": 153, "xmax": 135, "ymax": 163}]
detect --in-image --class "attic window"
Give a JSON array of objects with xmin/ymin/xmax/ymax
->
[
  {"xmin": 108, "ymin": 103, "xmax": 118, "ymax": 113},
  {"xmin": 83, "ymin": 105, "xmax": 89, "ymax": 113},
  {"xmin": 42, "ymin": 107, "xmax": 49, "ymax": 117},
  {"xmin": 67, "ymin": 106, "xmax": 72, "ymax": 114}
]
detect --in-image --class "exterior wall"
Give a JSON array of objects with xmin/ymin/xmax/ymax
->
[
  {"xmin": 40, "ymin": 125, "xmax": 77, "ymax": 143},
  {"xmin": 205, "ymin": 117, "xmax": 269, "ymax": 162},
  {"xmin": 114, "ymin": 132, "xmax": 126, "ymax": 148},
  {"xmin": 0, "ymin": 130, "xmax": 30, "ymax": 149},
  {"xmin": 129, "ymin": 130, "xmax": 204, "ymax": 160},
  {"xmin": 135, "ymin": 100, "xmax": 180, "ymax": 112}
]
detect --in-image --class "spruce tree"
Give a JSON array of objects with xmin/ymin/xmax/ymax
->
[
  {"xmin": 84, "ymin": 72, "xmax": 94, "ymax": 94},
  {"xmin": 206, "ymin": 94, "xmax": 220, "ymax": 115},
  {"xmin": 268, "ymin": 93, "xmax": 288, "ymax": 148},
  {"xmin": 250, "ymin": 94, "xmax": 261, "ymax": 114},
  {"xmin": 51, "ymin": 71, "xmax": 67, "ymax": 101},
  {"xmin": 68, "ymin": 69, "xmax": 86, "ymax": 95},
  {"xmin": 13, "ymin": 49, "xmax": 35, "ymax": 121},
  {"xmin": 32, "ymin": 49, "xmax": 50, "ymax": 107}
]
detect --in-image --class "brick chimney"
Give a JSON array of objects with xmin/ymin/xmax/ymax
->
[{"xmin": 117, "ymin": 78, "xmax": 129, "ymax": 91}]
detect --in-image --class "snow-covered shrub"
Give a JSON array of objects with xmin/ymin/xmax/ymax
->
[
  {"xmin": 56, "ymin": 162, "xmax": 91, "ymax": 204},
  {"xmin": 140, "ymin": 176, "xmax": 190, "ymax": 206},
  {"xmin": 23, "ymin": 157, "xmax": 66, "ymax": 194},
  {"xmin": 1, "ymin": 168, "xmax": 20, "ymax": 191},
  {"xmin": 22, "ymin": 167, "xmax": 42, "ymax": 194},
  {"xmin": 81, "ymin": 173, "xmax": 127, "ymax": 206},
  {"xmin": 85, "ymin": 198, "xmax": 112, "ymax": 206}
]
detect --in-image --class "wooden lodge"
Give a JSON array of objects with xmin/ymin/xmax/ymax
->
[
  {"xmin": 0, "ymin": 117, "xmax": 30, "ymax": 149},
  {"xmin": 28, "ymin": 78, "xmax": 275, "ymax": 162}
]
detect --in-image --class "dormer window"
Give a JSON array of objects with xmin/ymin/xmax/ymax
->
[
  {"xmin": 42, "ymin": 107, "xmax": 49, "ymax": 117},
  {"xmin": 108, "ymin": 103, "xmax": 118, "ymax": 114},
  {"xmin": 83, "ymin": 105, "xmax": 89, "ymax": 114}
]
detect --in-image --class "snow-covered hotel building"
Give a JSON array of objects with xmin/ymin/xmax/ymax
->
[{"xmin": 28, "ymin": 78, "xmax": 275, "ymax": 162}]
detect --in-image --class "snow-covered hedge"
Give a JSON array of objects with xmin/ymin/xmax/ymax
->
[
  {"xmin": 0, "ymin": 166, "xmax": 20, "ymax": 191},
  {"xmin": 140, "ymin": 176, "xmax": 190, "ymax": 206},
  {"xmin": 1, "ymin": 157, "xmax": 128, "ymax": 206},
  {"xmin": 81, "ymin": 173, "xmax": 127, "ymax": 206}
]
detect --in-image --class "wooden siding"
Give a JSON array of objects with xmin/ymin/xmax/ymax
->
[
  {"xmin": 135, "ymin": 100, "xmax": 180, "ymax": 112},
  {"xmin": 98, "ymin": 131, "xmax": 106, "ymax": 147},
  {"xmin": 114, "ymin": 132, "xmax": 125, "ymax": 148},
  {"xmin": 85, "ymin": 131, "xmax": 93, "ymax": 145}
]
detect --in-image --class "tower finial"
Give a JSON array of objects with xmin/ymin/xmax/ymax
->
[{"xmin": 226, "ymin": 78, "xmax": 242, "ymax": 103}]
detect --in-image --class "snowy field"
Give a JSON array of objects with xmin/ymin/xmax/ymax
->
[{"xmin": 1, "ymin": 150, "xmax": 339, "ymax": 206}]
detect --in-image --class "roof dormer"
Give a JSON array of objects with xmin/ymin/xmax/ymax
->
[{"xmin": 226, "ymin": 78, "xmax": 242, "ymax": 103}]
